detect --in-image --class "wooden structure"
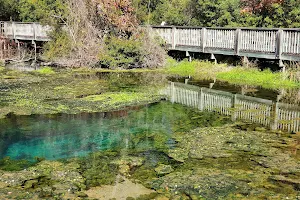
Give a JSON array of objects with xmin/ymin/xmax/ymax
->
[
  {"xmin": 153, "ymin": 26, "xmax": 300, "ymax": 65},
  {"xmin": 0, "ymin": 21, "xmax": 51, "ymax": 60},
  {"xmin": 163, "ymin": 82, "xmax": 300, "ymax": 133},
  {"xmin": 0, "ymin": 21, "xmax": 51, "ymax": 41}
]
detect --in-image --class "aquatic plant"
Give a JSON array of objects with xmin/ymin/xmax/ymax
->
[
  {"xmin": 35, "ymin": 67, "xmax": 55, "ymax": 75},
  {"xmin": 0, "ymin": 157, "xmax": 36, "ymax": 171}
]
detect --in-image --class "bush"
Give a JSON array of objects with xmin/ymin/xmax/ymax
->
[
  {"xmin": 98, "ymin": 28, "xmax": 166, "ymax": 69},
  {"xmin": 44, "ymin": 29, "xmax": 72, "ymax": 60},
  {"xmin": 98, "ymin": 36, "xmax": 143, "ymax": 69}
]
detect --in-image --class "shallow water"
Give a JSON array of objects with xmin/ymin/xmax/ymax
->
[
  {"xmin": 1, "ymin": 70, "xmax": 300, "ymax": 199},
  {"xmin": 0, "ymin": 102, "xmax": 229, "ymax": 161}
]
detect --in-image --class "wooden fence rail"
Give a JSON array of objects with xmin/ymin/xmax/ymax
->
[
  {"xmin": 0, "ymin": 21, "xmax": 51, "ymax": 41},
  {"xmin": 162, "ymin": 82, "xmax": 300, "ymax": 132},
  {"xmin": 153, "ymin": 26, "xmax": 300, "ymax": 62}
]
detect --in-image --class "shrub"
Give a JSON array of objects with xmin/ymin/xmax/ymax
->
[
  {"xmin": 44, "ymin": 29, "xmax": 72, "ymax": 60},
  {"xmin": 98, "ymin": 28, "xmax": 166, "ymax": 69},
  {"xmin": 98, "ymin": 36, "xmax": 143, "ymax": 69}
]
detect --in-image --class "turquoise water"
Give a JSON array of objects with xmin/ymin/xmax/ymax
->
[{"xmin": 0, "ymin": 102, "xmax": 229, "ymax": 161}]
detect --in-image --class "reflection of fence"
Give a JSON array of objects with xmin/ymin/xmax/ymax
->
[
  {"xmin": 153, "ymin": 26, "xmax": 300, "ymax": 62},
  {"xmin": 163, "ymin": 82, "xmax": 300, "ymax": 132}
]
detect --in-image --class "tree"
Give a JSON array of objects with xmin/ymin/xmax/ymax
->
[
  {"xmin": 18, "ymin": 0, "xmax": 67, "ymax": 24},
  {"xmin": 0, "ymin": 0, "xmax": 19, "ymax": 21}
]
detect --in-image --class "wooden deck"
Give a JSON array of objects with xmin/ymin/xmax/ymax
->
[
  {"xmin": 0, "ymin": 21, "xmax": 51, "ymax": 41},
  {"xmin": 153, "ymin": 26, "xmax": 300, "ymax": 62},
  {"xmin": 162, "ymin": 82, "xmax": 300, "ymax": 133}
]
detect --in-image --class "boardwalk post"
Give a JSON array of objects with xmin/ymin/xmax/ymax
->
[
  {"xmin": 276, "ymin": 29, "xmax": 286, "ymax": 71},
  {"xmin": 231, "ymin": 94, "xmax": 237, "ymax": 121},
  {"xmin": 12, "ymin": 22, "xmax": 16, "ymax": 39},
  {"xmin": 276, "ymin": 29, "xmax": 283, "ymax": 59},
  {"xmin": 185, "ymin": 79, "xmax": 189, "ymax": 84},
  {"xmin": 235, "ymin": 29, "xmax": 241, "ymax": 55},
  {"xmin": 198, "ymin": 88, "xmax": 204, "ymax": 111},
  {"xmin": 271, "ymin": 101, "xmax": 279, "ymax": 130},
  {"xmin": 16, "ymin": 39, "xmax": 20, "ymax": 58},
  {"xmin": 32, "ymin": 40, "xmax": 37, "ymax": 61},
  {"xmin": 201, "ymin": 28, "xmax": 207, "ymax": 52},
  {"xmin": 172, "ymin": 27, "xmax": 177, "ymax": 49},
  {"xmin": 171, "ymin": 82, "xmax": 175, "ymax": 103}
]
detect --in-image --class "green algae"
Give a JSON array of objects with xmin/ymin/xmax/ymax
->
[
  {"xmin": 0, "ymin": 157, "xmax": 37, "ymax": 171},
  {"xmin": 35, "ymin": 67, "xmax": 55, "ymax": 75},
  {"xmin": 0, "ymin": 68, "xmax": 166, "ymax": 118}
]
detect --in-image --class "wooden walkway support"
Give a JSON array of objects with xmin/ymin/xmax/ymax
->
[
  {"xmin": 163, "ymin": 82, "xmax": 300, "ymax": 133},
  {"xmin": 153, "ymin": 26, "xmax": 300, "ymax": 63}
]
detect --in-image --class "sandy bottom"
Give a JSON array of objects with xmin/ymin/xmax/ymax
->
[{"xmin": 85, "ymin": 175, "xmax": 155, "ymax": 199}]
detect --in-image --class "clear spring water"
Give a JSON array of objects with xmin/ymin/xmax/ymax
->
[{"xmin": 0, "ymin": 102, "xmax": 227, "ymax": 161}]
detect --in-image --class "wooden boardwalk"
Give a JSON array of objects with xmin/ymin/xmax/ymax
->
[
  {"xmin": 1, "ymin": 21, "xmax": 300, "ymax": 62},
  {"xmin": 162, "ymin": 82, "xmax": 300, "ymax": 132},
  {"xmin": 153, "ymin": 26, "xmax": 300, "ymax": 62},
  {"xmin": 0, "ymin": 21, "xmax": 51, "ymax": 41}
]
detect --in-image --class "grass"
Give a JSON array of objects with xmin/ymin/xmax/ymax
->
[
  {"xmin": 164, "ymin": 59, "xmax": 229, "ymax": 80},
  {"xmin": 217, "ymin": 68, "xmax": 300, "ymax": 89},
  {"xmin": 164, "ymin": 59, "xmax": 300, "ymax": 89}
]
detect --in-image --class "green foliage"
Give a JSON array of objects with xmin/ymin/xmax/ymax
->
[
  {"xmin": 151, "ymin": 0, "xmax": 195, "ymax": 26},
  {"xmin": 165, "ymin": 59, "xmax": 228, "ymax": 80},
  {"xmin": 217, "ymin": 68, "xmax": 300, "ymax": 89},
  {"xmin": 133, "ymin": 0, "xmax": 300, "ymax": 28},
  {"xmin": 0, "ymin": 0, "xmax": 19, "ymax": 21},
  {"xmin": 166, "ymin": 59, "xmax": 196, "ymax": 76},
  {"xmin": 78, "ymin": 152, "xmax": 119, "ymax": 187},
  {"xmin": 0, "ymin": 157, "xmax": 36, "ymax": 171},
  {"xmin": 36, "ymin": 67, "xmax": 55, "ymax": 75},
  {"xmin": 99, "ymin": 36, "xmax": 143, "ymax": 69},
  {"xmin": 98, "ymin": 30, "xmax": 167, "ymax": 69},
  {"xmin": 165, "ymin": 60, "xmax": 300, "ymax": 89},
  {"xmin": 18, "ymin": 0, "xmax": 67, "ymax": 24},
  {"xmin": 44, "ymin": 29, "xmax": 72, "ymax": 60}
]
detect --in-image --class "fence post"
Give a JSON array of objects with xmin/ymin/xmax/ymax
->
[
  {"xmin": 12, "ymin": 22, "xmax": 16, "ymax": 39},
  {"xmin": 231, "ymin": 94, "xmax": 237, "ymax": 121},
  {"xmin": 198, "ymin": 88, "xmax": 204, "ymax": 111},
  {"xmin": 235, "ymin": 29, "xmax": 241, "ymax": 55},
  {"xmin": 172, "ymin": 27, "xmax": 177, "ymax": 49},
  {"xmin": 171, "ymin": 82, "xmax": 175, "ymax": 103},
  {"xmin": 276, "ymin": 29, "xmax": 283, "ymax": 59},
  {"xmin": 33, "ymin": 23, "xmax": 36, "ymax": 40},
  {"xmin": 201, "ymin": 28, "xmax": 207, "ymax": 53},
  {"xmin": 271, "ymin": 101, "xmax": 279, "ymax": 130}
]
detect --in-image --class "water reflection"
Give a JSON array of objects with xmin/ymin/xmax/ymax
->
[{"xmin": 169, "ymin": 76, "xmax": 300, "ymax": 105}]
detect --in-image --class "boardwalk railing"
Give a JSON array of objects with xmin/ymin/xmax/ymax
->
[
  {"xmin": 163, "ymin": 82, "xmax": 300, "ymax": 132},
  {"xmin": 0, "ymin": 21, "xmax": 51, "ymax": 41},
  {"xmin": 153, "ymin": 26, "xmax": 300, "ymax": 62}
]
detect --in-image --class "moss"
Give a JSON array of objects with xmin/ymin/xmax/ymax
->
[
  {"xmin": 0, "ymin": 68, "xmax": 165, "ymax": 118},
  {"xmin": 0, "ymin": 157, "xmax": 37, "ymax": 171},
  {"xmin": 78, "ymin": 151, "xmax": 120, "ymax": 188},
  {"xmin": 35, "ymin": 67, "xmax": 55, "ymax": 75}
]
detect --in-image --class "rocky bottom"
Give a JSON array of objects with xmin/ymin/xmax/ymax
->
[{"xmin": 0, "ymin": 124, "xmax": 300, "ymax": 199}]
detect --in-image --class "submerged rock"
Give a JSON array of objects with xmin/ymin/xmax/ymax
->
[{"xmin": 155, "ymin": 164, "xmax": 174, "ymax": 175}]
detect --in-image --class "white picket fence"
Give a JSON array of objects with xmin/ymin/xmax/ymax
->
[{"xmin": 163, "ymin": 82, "xmax": 300, "ymax": 132}]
